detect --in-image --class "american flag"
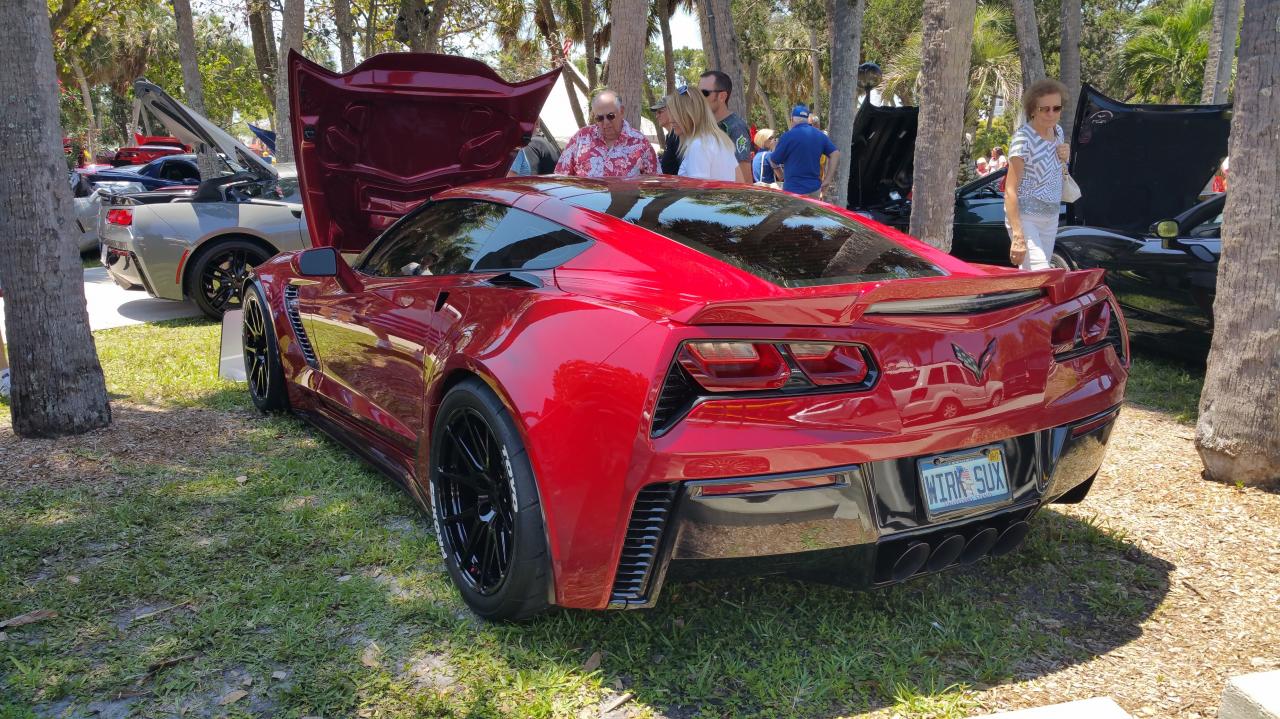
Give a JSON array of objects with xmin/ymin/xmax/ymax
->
[{"xmin": 958, "ymin": 466, "xmax": 974, "ymax": 494}]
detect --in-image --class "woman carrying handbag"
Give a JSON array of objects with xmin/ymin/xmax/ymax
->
[{"xmin": 1005, "ymin": 79, "xmax": 1078, "ymax": 270}]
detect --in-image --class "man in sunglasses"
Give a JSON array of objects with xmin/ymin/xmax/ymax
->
[
  {"xmin": 697, "ymin": 70, "xmax": 752, "ymax": 183},
  {"xmin": 554, "ymin": 89, "xmax": 657, "ymax": 178}
]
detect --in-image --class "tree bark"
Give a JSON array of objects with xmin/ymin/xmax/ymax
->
[
  {"xmin": 808, "ymin": 24, "xmax": 822, "ymax": 120},
  {"xmin": 423, "ymin": 0, "xmax": 451, "ymax": 52},
  {"xmin": 273, "ymin": 0, "xmax": 304, "ymax": 162},
  {"xmin": 701, "ymin": 0, "xmax": 747, "ymax": 119},
  {"xmin": 1200, "ymin": 0, "xmax": 1241, "ymax": 104},
  {"xmin": 395, "ymin": 0, "xmax": 428, "ymax": 50},
  {"xmin": 1196, "ymin": 0, "xmax": 1280, "ymax": 488},
  {"xmin": 659, "ymin": 0, "xmax": 675, "ymax": 94},
  {"xmin": 907, "ymin": 0, "xmax": 976, "ymax": 251},
  {"xmin": 0, "ymin": 0, "xmax": 111, "ymax": 436},
  {"xmin": 757, "ymin": 80, "xmax": 777, "ymax": 129},
  {"xmin": 645, "ymin": 82, "xmax": 665, "ymax": 144},
  {"xmin": 364, "ymin": 0, "xmax": 377, "ymax": 59},
  {"xmin": 172, "ymin": 0, "xmax": 206, "ymax": 116},
  {"xmin": 610, "ymin": 0, "xmax": 647, "ymax": 129},
  {"xmin": 1059, "ymin": 0, "xmax": 1081, "ymax": 139},
  {"xmin": 584, "ymin": 0, "xmax": 599, "ymax": 91},
  {"xmin": 746, "ymin": 56, "xmax": 758, "ymax": 121},
  {"xmin": 247, "ymin": 0, "xmax": 277, "ymax": 120},
  {"xmin": 71, "ymin": 57, "xmax": 97, "ymax": 163},
  {"xmin": 333, "ymin": 0, "xmax": 357, "ymax": 71},
  {"xmin": 826, "ymin": 0, "xmax": 864, "ymax": 207},
  {"xmin": 1011, "ymin": 0, "xmax": 1045, "ymax": 95}
]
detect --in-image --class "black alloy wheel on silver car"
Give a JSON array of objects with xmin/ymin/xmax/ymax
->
[
  {"xmin": 190, "ymin": 239, "xmax": 272, "ymax": 319},
  {"xmin": 242, "ymin": 282, "xmax": 289, "ymax": 413},
  {"xmin": 430, "ymin": 378, "xmax": 550, "ymax": 621}
]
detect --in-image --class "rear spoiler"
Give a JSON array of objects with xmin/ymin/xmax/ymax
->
[{"xmin": 679, "ymin": 268, "xmax": 1105, "ymax": 326}]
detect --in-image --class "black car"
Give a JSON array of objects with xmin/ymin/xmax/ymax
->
[
  {"xmin": 76, "ymin": 153, "xmax": 202, "ymax": 191},
  {"xmin": 846, "ymin": 85, "xmax": 1231, "ymax": 355}
]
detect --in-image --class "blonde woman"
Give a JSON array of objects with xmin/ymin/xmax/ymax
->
[
  {"xmin": 665, "ymin": 87, "xmax": 738, "ymax": 181},
  {"xmin": 752, "ymin": 128, "xmax": 778, "ymax": 185}
]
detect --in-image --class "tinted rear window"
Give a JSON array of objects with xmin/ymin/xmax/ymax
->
[{"xmin": 563, "ymin": 186, "xmax": 943, "ymax": 287}]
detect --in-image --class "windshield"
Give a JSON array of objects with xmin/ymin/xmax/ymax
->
[{"xmin": 562, "ymin": 185, "xmax": 944, "ymax": 287}]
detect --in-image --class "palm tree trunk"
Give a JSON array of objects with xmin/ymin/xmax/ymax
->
[
  {"xmin": 757, "ymin": 81, "xmax": 777, "ymax": 129},
  {"xmin": 423, "ymin": 0, "xmax": 452, "ymax": 52},
  {"xmin": 986, "ymin": 92, "xmax": 996, "ymax": 130},
  {"xmin": 702, "ymin": 0, "xmax": 747, "ymax": 119},
  {"xmin": 334, "ymin": 0, "xmax": 357, "ymax": 71},
  {"xmin": 247, "ymin": 0, "xmax": 277, "ymax": 123},
  {"xmin": 660, "ymin": 0, "xmax": 676, "ymax": 94},
  {"xmin": 172, "ymin": 0, "xmax": 206, "ymax": 115},
  {"xmin": 273, "ymin": 0, "xmax": 304, "ymax": 162},
  {"xmin": 908, "ymin": 0, "xmax": 977, "ymax": 250},
  {"xmin": 1059, "ymin": 0, "xmax": 1081, "ymax": 139},
  {"xmin": 584, "ymin": 0, "xmax": 598, "ymax": 91},
  {"xmin": 395, "ymin": 0, "xmax": 428, "ymax": 50},
  {"xmin": 1200, "ymin": 0, "xmax": 1241, "ymax": 104},
  {"xmin": 1196, "ymin": 0, "xmax": 1280, "ymax": 487},
  {"xmin": 1010, "ymin": 0, "xmax": 1044, "ymax": 95},
  {"xmin": 0, "ymin": 0, "xmax": 111, "ymax": 436},
  {"xmin": 808, "ymin": 24, "xmax": 822, "ymax": 119},
  {"xmin": 826, "ymin": 0, "xmax": 864, "ymax": 207},
  {"xmin": 611, "ymin": 0, "xmax": 647, "ymax": 129},
  {"xmin": 70, "ymin": 58, "xmax": 97, "ymax": 162}
]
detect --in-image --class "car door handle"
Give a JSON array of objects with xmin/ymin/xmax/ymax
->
[{"xmin": 291, "ymin": 208, "xmax": 302, "ymax": 218}]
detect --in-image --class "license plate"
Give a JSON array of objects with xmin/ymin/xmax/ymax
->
[{"xmin": 918, "ymin": 446, "xmax": 1011, "ymax": 516}]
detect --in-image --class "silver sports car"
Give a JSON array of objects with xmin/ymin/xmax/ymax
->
[{"xmin": 101, "ymin": 80, "xmax": 309, "ymax": 319}]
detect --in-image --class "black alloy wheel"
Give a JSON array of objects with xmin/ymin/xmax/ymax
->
[
  {"xmin": 430, "ymin": 379, "xmax": 550, "ymax": 620},
  {"xmin": 241, "ymin": 282, "xmax": 289, "ymax": 412},
  {"xmin": 190, "ymin": 239, "xmax": 271, "ymax": 319},
  {"xmin": 437, "ymin": 406, "xmax": 517, "ymax": 596}
]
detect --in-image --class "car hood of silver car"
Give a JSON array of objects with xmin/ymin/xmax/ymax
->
[{"xmin": 133, "ymin": 79, "xmax": 277, "ymax": 182}]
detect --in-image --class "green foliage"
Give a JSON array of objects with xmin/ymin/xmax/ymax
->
[
  {"xmin": 1113, "ymin": 0, "xmax": 1211, "ymax": 103},
  {"xmin": 972, "ymin": 121, "xmax": 1012, "ymax": 165}
]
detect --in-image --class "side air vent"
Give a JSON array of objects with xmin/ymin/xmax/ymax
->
[
  {"xmin": 652, "ymin": 363, "xmax": 699, "ymax": 436},
  {"xmin": 609, "ymin": 483, "xmax": 679, "ymax": 608},
  {"xmin": 283, "ymin": 285, "xmax": 318, "ymax": 368},
  {"xmin": 1105, "ymin": 303, "xmax": 1127, "ymax": 365}
]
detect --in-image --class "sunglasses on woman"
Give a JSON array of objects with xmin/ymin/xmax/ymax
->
[
  {"xmin": 1038, "ymin": 105, "xmax": 1064, "ymax": 113},
  {"xmin": 594, "ymin": 112, "xmax": 617, "ymax": 123}
]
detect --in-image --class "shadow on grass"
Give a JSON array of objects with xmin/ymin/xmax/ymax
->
[{"xmin": 0, "ymin": 407, "xmax": 1173, "ymax": 719}]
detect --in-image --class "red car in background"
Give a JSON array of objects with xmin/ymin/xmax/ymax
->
[
  {"xmin": 111, "ymin": 135, "xmax": 189, "ymax": 166},
  {"xmin": 239, "ymin": 51, "xmax": 1129, "ymax": 621}
]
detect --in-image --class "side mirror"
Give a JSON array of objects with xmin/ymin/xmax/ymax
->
[
  {"xmin": 1152, "ymin": 220, "xmax": 1179, "ymax": 240},
  {"xmin": 298, "ymin": 247, "xmax": 338, "ymax": 277}
]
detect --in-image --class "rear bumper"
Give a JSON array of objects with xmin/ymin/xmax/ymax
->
[
  {"xmin": 102, "ymin": 244, "xmax": 155, "ymax": 294},
  {"xmin": 608, "ymin": 405, "xmax": 1120, "ymax": 609}
]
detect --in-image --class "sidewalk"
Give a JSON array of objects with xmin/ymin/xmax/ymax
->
[{"xmin": 0, "ymin": 267, "xmax": 203, "ymax": 339}]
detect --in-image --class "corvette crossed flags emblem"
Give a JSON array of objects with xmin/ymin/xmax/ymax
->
[{"xmin": 952, "ymin": 339, "xmax": 997, "ymax": 383}]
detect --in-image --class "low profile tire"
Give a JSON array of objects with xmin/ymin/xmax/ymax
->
[
  {"xmin": 430, "ymin": 378, "xmax": 551, "ymax": 621},
  {"xmin": 242, "ymin": 283, "xmax": 289, "ymax": 413},
  {"xmin": 189, "ymin": 239, "xmax": 272, "ymax": 319},
  {"xmin": 1050, "ymin": 252, "xmax": 1072, "ymax": 270}
]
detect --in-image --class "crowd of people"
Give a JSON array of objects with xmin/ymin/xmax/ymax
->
[
  {"xmin": 509, "ymin": 71, "xmax": 1093, "ymax": 272},
  {"xmin": 511, "ymin": 69, "xmax": 843, "ymax": 202}
]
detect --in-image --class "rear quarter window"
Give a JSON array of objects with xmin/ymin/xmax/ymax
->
[{"xmin": 565, "ymin": 186, "xmax": 943, "ymax": 287}]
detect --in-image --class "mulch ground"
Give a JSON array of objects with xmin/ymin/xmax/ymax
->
[{"xmin": 3, "ymin": 402, "xmax": 1278, "ymax": 718}]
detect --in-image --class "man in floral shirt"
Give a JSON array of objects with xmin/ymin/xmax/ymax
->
[{"xmin": 555, "ymin": 89, "xmax": 658, "ymax": 178}]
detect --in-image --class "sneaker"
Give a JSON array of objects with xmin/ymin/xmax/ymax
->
[{"xmin": 0, "ymin": 368, "xmax": 9, "ymax": 398}]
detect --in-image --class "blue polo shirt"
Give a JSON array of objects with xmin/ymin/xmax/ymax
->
[{"xmin": 769, "ymin": 123, "xmax": 836, "ymax": 194}]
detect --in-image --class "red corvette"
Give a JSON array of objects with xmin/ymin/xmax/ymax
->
[{"xmin": 241, "ymin": 51, "xmax": 1128, "ymax": 620}]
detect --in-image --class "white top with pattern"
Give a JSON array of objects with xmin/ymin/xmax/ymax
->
[{"xmin": 1009, "ymin": 123, "xmax": 1064, "ymax": 216}]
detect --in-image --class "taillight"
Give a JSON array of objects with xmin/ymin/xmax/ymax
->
[
  {"xmin": 106, "ymin": 208, "xmax": 133, "ymax": 226},
  {"xmin": 786, "ymin": 342, "xmax": 869, "ymax": 385},
  {"xmin": 1053, "ymin": 299, "xmax": 1117, "ymax": 358},
  {"xmin": 678, "ymin": 341, "xmax": 789, "ymax": 391}
]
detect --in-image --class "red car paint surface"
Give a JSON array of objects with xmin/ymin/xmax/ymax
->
[{"xmin": 248, "ymin": 52, "xmax": 1129, "ymax": 613}]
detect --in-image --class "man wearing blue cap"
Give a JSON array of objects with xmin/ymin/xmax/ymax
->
[{"xmin": 768, "ymin": 104, "xmax": 840, "ymax": 199}]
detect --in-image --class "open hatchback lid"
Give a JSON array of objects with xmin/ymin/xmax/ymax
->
[
  {"xmin": 132, "ymin": 80, "xmax": 276, "ymax": 181},
  {"xmin": 844, "ymin": 103, "xmax": 918, "ymax": 209},
  {"xmin": 1070, "ymin": 84, "xmax": 1230, "ymax": 233},
  {"xmin": 289, "ymin": 51, "xmax": 561, "ymax": 251}
]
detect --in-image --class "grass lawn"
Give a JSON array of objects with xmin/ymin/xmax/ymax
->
[{"xmin": 0, "ymin": 320, "xmax": 1206, "ymax": 718}]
